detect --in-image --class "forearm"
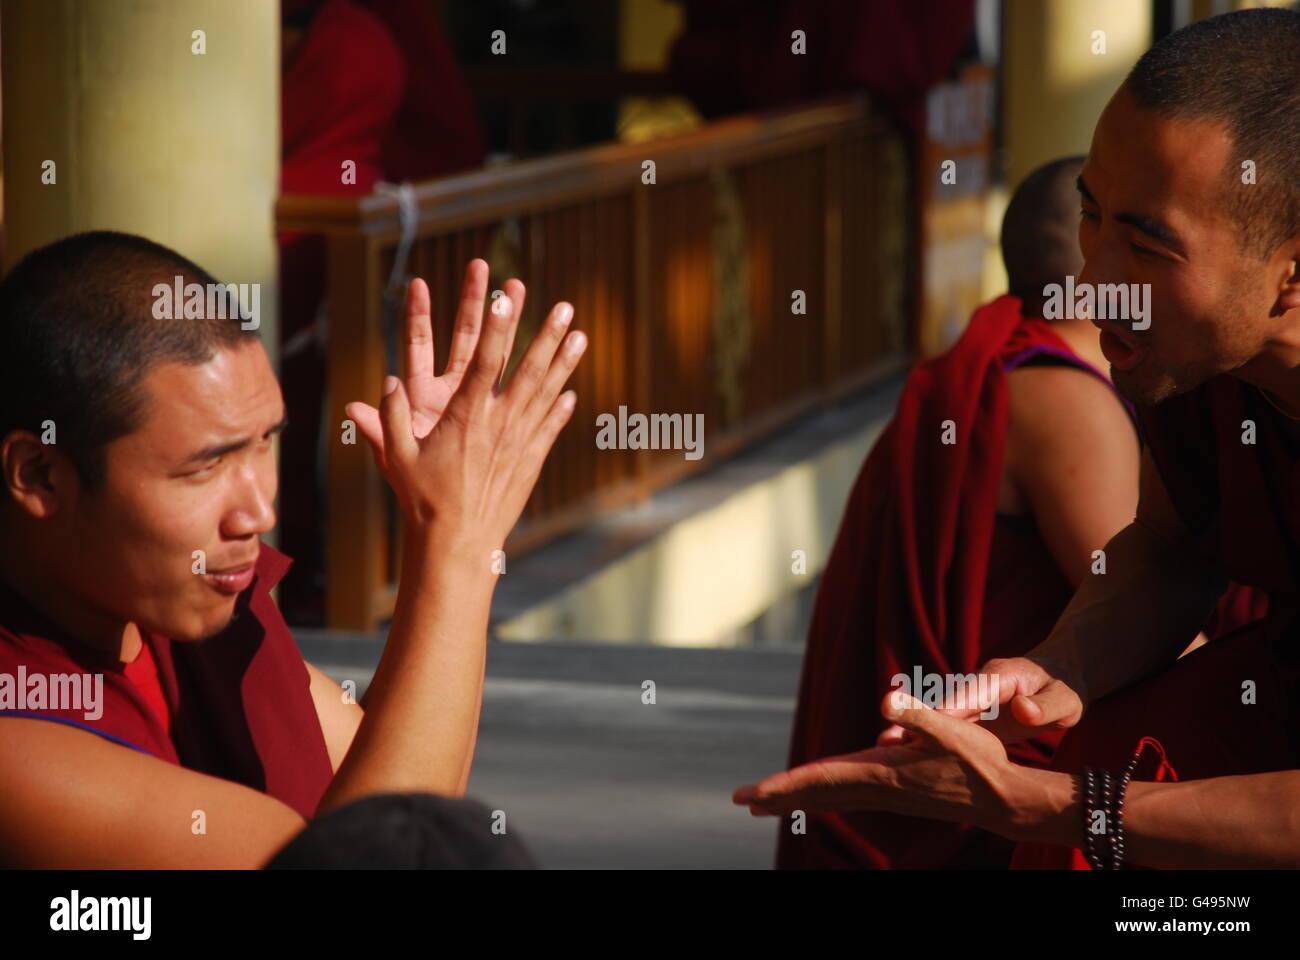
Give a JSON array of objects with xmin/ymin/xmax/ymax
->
[
  {"xmin": 317, "ymin": 529, "xmax": 495, "ymax": 814},
  {"xmin": 454, "ymin": 665, "xmax": 486, "ymax": 795},
  {"xmin": 1027, "ymin": 520, "xmax": 1225, "ymax": 705},
  {"xmin": 1022, "ymin": 767, "xmax": 1300, "ymax": 868}
]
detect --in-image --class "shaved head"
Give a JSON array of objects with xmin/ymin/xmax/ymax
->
[
  {"xmin": 1000, "ymin": 156, "xmax": 1086, "ymax": 311},
  {"xmin": 1072, "ymin": 7, "xmax": 1300, "ymax": 408},
  {"xmin": 0, "ymin": 231, "xmax": 260, "ymax": 491},
  {"xmin": 1125, "ymin": 7, "xmax": 1300, "ymax": 260}
]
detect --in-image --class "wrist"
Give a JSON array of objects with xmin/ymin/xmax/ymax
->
[
  {"xmin": 401, "ymin": 525, "xmax": 502, "ymax": 589},
  {"xmin": 1001, "ymin": 766, "xmax": 1079, "ymax": 845},
  {"xmin": 387, "ymin": 527, "xmax": 499, "ymax": 650}
]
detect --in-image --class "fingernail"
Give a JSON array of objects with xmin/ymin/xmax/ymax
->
[
  {"xmin": 491, "ymin": 295, "xmax": 512, "ymax": 317},
  {"xmin": 567, "ymin": 330, "xmax": 586, "ymax": 353},
  {"xmin": 384, "ymin": 376, "xmax": 398, "ymax": 396},
  {"xmin": 554, "ymin": 303, "xmax": 573, "ymax": 327}
]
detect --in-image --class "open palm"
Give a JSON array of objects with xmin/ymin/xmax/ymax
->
[
  {"xmin": 733, "ymin": 692, "xmax": 1020, "ymax": 831},
  {"xmin": 347, "ymin": 260, "xmax": 525, "ymax": 468}
]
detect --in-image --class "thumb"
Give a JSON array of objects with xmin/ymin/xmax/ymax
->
[
  {"xmin": 1010, "ymin": 679, "xmax": 1082, "ymax": 730},
  {"xmin": 881, "ymin": 691, "xmax": 968, "ymax": 752},
  {"xmin": 379, "ymin": 376, "xmax": 418, "ymax": 468},
  {"xmin": 346, "ymin": 402, "xmax": 387, "ymax": 468},
  {"xmin": 876, "ymin": 723, "xmax": 918, "ymax": 746}
]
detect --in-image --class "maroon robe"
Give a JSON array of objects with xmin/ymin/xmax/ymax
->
[
  {"xmin": 1012, "ymin": 374, "xmax": 1296, "ymax": 868},
  {"xmin": 277, "ymin": 1, "xmax": 488, "ymax": 619},
  {"xmin": 778, "ymin": 295, "xmax": 1128, "ymax": 869},
  {"xmin": 670, "ymin": 0, "xmax": 976, "ymax": 134},
  {"xmin": 360, "ymin": 0, "xmax": 487, "ymax": 181},
  {"xmin": 0, "ymin": 543, "xmax": 334, "ymax": 820},
  {"xmin": 278, "ymin": 0, "xmax": 407, "ymax": 617}
]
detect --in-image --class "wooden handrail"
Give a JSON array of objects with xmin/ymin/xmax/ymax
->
[{"xmin": 277, "ymin": 97, "xmax": 887, "ymax": 238}]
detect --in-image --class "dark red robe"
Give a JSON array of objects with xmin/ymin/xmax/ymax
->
[
  {"xmin": 0, "ymin": 544, "xmax": 334, "ymax": 820},
  {"xmin": 778, "ymin": 295, "xmax": 1126, "ymax": 869},
  {"xmin": 277, "ymin": 1, "xmax": 488, "ymax": 618},
  {"xmin": 1012, "ymin": 374, "xmax": 1298, "ymax": 868},
  {"xmin": 670, "ymin": 0, "xmax": 976, "ymax": 133},
  {"xmin": 359, "ymin": 0, "xmax": 486, "ymax": 181}
]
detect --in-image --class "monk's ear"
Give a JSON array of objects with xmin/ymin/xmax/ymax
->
[
  {"xmin": 1276, "ymin": 249, "xmax": 1300, "ymax": 314},
  {"xmin": 0, "ymin": 430, "xmax": 74, "ymax": 520}
]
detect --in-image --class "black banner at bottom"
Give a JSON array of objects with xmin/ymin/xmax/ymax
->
[{"xmin": 0, "ymin": 867, "xmax": 1286, "ymax": 946}]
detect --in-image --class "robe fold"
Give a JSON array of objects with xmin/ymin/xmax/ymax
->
[{"xmin": 1012, "ymin": 375, "xmax": 1299, "ymax": 868}]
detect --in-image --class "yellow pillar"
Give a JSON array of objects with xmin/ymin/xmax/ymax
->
[
  {"xmin": 1, "ymin": 0, "xmax": 280, "ymax": 360},
  {"xmin": 1002, "ymin": 0, "xmax": 1152, "ymax": 191}
]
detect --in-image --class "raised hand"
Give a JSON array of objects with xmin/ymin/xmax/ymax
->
[
  {"xmin": 347, "ymin": 261, "xmax": 528, "ymax": 471},
  {"xmin": 345, "ymin": 258, "xmax": 586, "ymax": 551}
]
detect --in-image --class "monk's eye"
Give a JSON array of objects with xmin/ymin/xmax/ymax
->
[
  {"xmin": 1080, "ymin": 207, "xmax": 1100, "ymax": 222},
  {"xmin": 262, "ymin": 420, "xmax": 288, "ymax": 445},
  {"xmin": 183, "ymin": 460, "xmax": 220, "ymax": 479}
]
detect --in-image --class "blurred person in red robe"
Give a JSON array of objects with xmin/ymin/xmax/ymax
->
[
  {"xmin": 277, "ymin": 0, "xmax": 485, "ymax": 620},
  {"xmin": 670, "ymin": 0, "xmax": 977, "ymax": 133}
]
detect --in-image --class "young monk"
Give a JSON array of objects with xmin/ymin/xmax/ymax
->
[
  {"xmin": 778, "ymin": 157, "xmax": 1142, "ymax": 870},
  {"xmin": 739, "ymin": 7, "xmax": 1300, "ymax": 869},
  {"xmin": 0, "ymin": 231, "xmax": 586, "ymax": 868}
]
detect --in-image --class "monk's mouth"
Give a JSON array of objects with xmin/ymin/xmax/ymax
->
[
  {"xmin": 1099, "ymin": 328, "xmax": 1150, "ymax": 372},
  {"xmin": 204, "ymin": 564, "xmax": 256, "ymax": 596}
]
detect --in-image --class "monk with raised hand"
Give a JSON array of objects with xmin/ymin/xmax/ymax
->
[
  {"xmin": 326, "ymin": 258, "xmax": 584, "ymax": 810},
  {"xmin": 740, "ymin": 7, "xmax": 1300, "ymax": 869},
  {"xmin": 0, "ymin": 240, "xmax": 585, "ymax": 867}
]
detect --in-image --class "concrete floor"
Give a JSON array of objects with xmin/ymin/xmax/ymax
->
[{"xmin": 296, "ymin": 637, "xmax": 803, "ymax": 869}]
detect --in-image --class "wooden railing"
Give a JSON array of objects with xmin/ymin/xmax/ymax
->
[{"xmin": 277, "ymin": 95, "xmax": 913, "ymax": 630}]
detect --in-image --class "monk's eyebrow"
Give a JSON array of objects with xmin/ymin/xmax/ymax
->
[
  {"xmin": 180, "ymin": 415, "xmax": 288, "ymax": 466},
  {"xmin": 1077, "ymin": 175, "xmax": 1186, "ymax": 256}
]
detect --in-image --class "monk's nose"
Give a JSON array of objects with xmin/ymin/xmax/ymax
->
[
  {"xmin": 226, "ymin": 464, "xmax": 277, "ymax": 538},
  {"xmin": 1078, "ymin": 239, "xmax": 1128, "ymax": 291}
]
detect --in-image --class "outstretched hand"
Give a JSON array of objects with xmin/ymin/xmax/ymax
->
[{"xmin": 733, "ymin": 690, "xmax": 1057, "ymax": 843}]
